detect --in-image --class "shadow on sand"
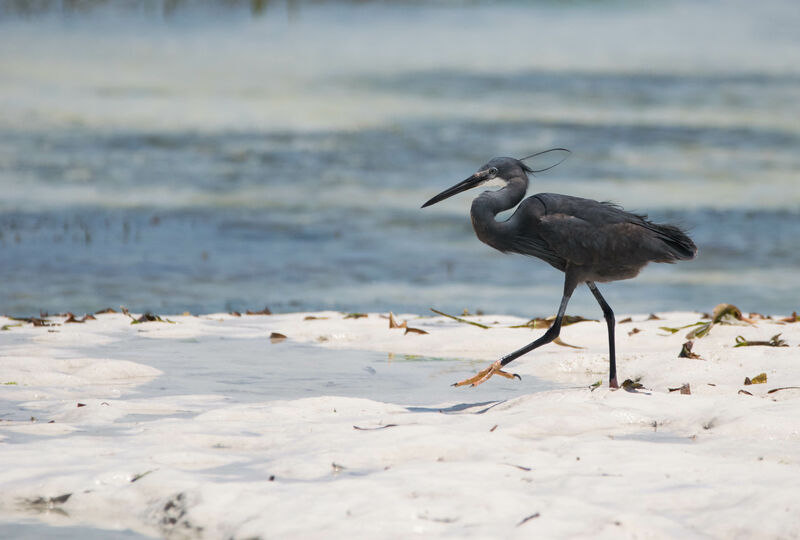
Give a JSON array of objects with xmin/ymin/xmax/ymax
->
[{"xmin": 405, "ymin": 400, "xmax": 505, "ymax": 415}]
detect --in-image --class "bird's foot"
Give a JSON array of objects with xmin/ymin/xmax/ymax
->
[
  {"xmin": 609, "ymin": 376, "xmax": 619, "ymax": 390},
  {"xmin": 452, "ymin": 360, "xmax": 521, "ymax": 388}
]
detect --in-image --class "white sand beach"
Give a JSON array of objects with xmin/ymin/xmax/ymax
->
[{"xmin": 1, "ymin": 309, "xmax": 799, "ymax": 539}]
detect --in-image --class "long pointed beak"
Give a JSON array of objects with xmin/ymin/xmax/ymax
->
[{"xmin": 421, "ymin": 170, "xmax": 490, "ymax": 208}]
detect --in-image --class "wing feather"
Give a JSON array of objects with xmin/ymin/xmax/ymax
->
[{"xmin": 482, "ymin": 192, "xmax": 696, "ymax": 278}]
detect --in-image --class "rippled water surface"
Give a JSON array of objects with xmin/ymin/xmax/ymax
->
[{"xmin": 2, "ymin": 0, "xmax": 799, "ymax": 317}]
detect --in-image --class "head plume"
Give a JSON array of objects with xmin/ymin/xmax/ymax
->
[{"xmin": 519, "ymin": 148, "xmax": 571, "ymax": 174}]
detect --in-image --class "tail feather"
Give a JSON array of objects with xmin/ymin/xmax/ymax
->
[{"xmin": 647, "ymin": 222, "xmax": 698, "ymax": 261}]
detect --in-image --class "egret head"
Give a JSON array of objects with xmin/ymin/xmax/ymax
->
[{"xmin": 421, "ymin": 148, "xmax": 570, "ymax": 208}]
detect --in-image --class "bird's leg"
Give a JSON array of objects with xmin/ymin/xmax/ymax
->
[
  {"xmin": 453, "ymin": 273, "xmax": 578, "ymax": 388},
  {"xmin": 587, "ymin": 281, "xmax": 618, "ymax": 389}
]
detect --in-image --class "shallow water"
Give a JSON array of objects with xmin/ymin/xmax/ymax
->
[
  {"xmin": 136, "ymin": 343, "xmax": 550, "ymax": 406},
  {"xmin": 1, "ymin": 0, "xmax": 799, "ymax": 318},
  {"xmin": 99, "ymin": 336, "xmax": 550, "ymax": 407}
]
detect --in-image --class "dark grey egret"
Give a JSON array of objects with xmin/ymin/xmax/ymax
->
[{"xmin": 422, "ymin": 149, "xmax": 697, "ymax": 389}]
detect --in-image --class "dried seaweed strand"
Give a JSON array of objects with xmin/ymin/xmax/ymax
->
[
  {"xmin": 430, "ymin": 308, "xmax": 489, "ymax": 329},
  {"xmin": 767, "ymin": 386, "xmax": 800, "ymax": 394},
  {"xmin": 734, "ymin": 334, "xmax": 788, "ymax": 347}
]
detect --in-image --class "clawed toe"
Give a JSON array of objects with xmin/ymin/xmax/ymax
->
[
  {"xmin": 452, "ymin": 366, "xmax": 491, "ymax": 387},
  {"xmin": 452, "ymin": 362, "xmax": 521, "ymax": 388},
  {"xmin": 494, "ymin": 369, "xmax": 521, "ymax": 381}
]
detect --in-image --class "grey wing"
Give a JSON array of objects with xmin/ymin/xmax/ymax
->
[
  {"xmin": 531, "ymin": 193, "xmax": 627, "ymax": 265},
  {"xmin": 537, "ymin": 213, "xmax": 638, "ymax": 266},
  {"xmin": 506, "ymin": 232, "xmax": 568, "ymax": 271},
  {"xmin": 534, "ymin": 192, "xmax": 696, "ymax": 262},
  {"xmin": 532, "ymin": 193, "xmax": 696, "ymax": 272},
  {"xmin": 501, "ymin": 196, "xmax": 569, "ymax": 271}
]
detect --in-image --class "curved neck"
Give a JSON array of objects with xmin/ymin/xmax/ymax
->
[{"xmin": 470, "ymin": 177, "xmax": 527, "ymax": 251}]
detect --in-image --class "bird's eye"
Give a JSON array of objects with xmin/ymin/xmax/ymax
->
[{"xmin": 489, "ymin": 167, "xmax": 498, "ymax": 177}]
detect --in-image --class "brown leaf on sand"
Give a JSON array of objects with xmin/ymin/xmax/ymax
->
[
  {"xmin": 63, "ymin": 313, "xmax": 96, "ymax": 323},
  {"xmin": 618, "ymin": 317, "xmax": 633, "ymax": 324},
  {"xmin": 230, "ymin": 311, "xmax": 241, "ymax": 317},
  {"xmin": 511, "ymin": 317, "xmax": 551, "ymax": 329},
  {"xmin": 246, "ymin": 307, "xmax": 272, "ymax": 315},
  {"xmin": 389, "ymin": 312, "xmax": 428, "ymax": 335},
  {"xmin": 512, "ymin": 314, "xmax": 596, "ymax": 329},
  {"xmin": 304, "ymin": 315, "xmax": 328, "ymax": 321},
  {"xmin": 553, "ymin": 337, "xmax": 584, "ymax": 349},
  {"xmin": 779, "ymin": 311, "xmax": 799, "ymax": 323},
  {"xmin": 628, "ymin": 327, "xmax": 641, "ymax": 336},
  {"xmin": 711, "ymin": 303, "xmax": 754, "ymax": 325},
  {"xmin": 647, "ymin": 313, "xmax": 662, "ymax": 320},
  {"xmin": 95, "ymin": 307, "xmax": 117, "ymax": 314},
  {"xmin": 744, "ymin": 372, "xmax": 767, "ymax": 385},
  {"xmin": 748, "ymin": 312, "xmax": 772, "ymax": 321},
  {"xmin": 344, "ymin": 312, "xmax": 367, "ymax": 319},
  {"xmin": 389, "ymin": 312, "xmax": 406, "ymax": 329},
  {"xmin": 404, "ymin": 327, "xmax": 429, "ymax": 335},
  {"xmin": 560, "ymin": 315, "xmax": 597, "ymax": 326},
  {"xmin": 738, "ymin": 389, "xmax": 753, "ymax": 396},
  {"xmin": 128, "ymin": 312, "xmax": 175, "ymax": 325},
  {"xmin": 269, "ymin": 332, "xmax": 287, "ymax": 343},
  {"xmin": 621, "ymin": 378, "xmax": 644, "ymax": 391},
  {"xmin": 668, "ymin": 383, "xmax": 692, "ymax": 395},
  {"xmin": 678, "ymin": 341, "xmax": 702, "ymax": 359},
  {"xmin": 9, "ymin": 316, "xmax": 55, "ymax": 327}
]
